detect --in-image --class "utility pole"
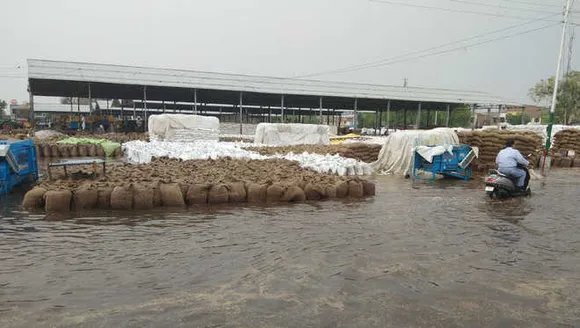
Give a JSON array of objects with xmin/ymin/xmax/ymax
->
[{"xmin": 542, "ymin": 0, "xmax": 573, "ymax": 175}]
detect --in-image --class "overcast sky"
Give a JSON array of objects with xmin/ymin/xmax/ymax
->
[{"xmin": 0, "ymin": 0, "xmax": 575, "ymax": 106}]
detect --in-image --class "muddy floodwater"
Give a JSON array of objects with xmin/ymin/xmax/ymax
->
[{"xmin": 1, "ymin": 170, "xmax": 579, "ymax": 328}]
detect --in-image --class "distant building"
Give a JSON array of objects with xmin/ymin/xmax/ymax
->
[
  {"xmin": 475, "ymin": 112, "xmax": 506, "ymax": 128},
  {"xmin": 505, "ymin": 105, "xmax": 543, "ymax": 124}
]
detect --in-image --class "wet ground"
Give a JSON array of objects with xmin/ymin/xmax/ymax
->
[{"xmin": 1, "ymin": 169, "xmax": 579, "ymax": 328}]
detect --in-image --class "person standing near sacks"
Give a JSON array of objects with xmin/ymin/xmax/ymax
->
[{"xmin": 495, "ymin": 138, "xmax": 530, "ymax": 190}]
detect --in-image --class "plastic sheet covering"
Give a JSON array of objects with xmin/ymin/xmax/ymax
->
[
  {"xmin": 148, "ymin": 114, "xmax": 219, "ymax": 142},
  {"xmin": 371, "ymin": 128, "xmax": 459, "ymax": 176},
  {"xmin": 254, "ymin": 123, "xmax": 330, "ymax": 146},
  {"xmin": 415, "ymin": 145, "xmax": 454, "ymax": 163}
]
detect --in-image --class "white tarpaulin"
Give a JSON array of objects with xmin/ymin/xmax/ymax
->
[
  {"xmin": 148, "ymin": 114, "xmax": 219, "ymax": 142},
  {"xmin": 371, "ymin": 128, "xmax": 459, "ymax": 176},
  {"xmin": 254, "ymin": 123, "xmax": 330, "ymax": 146},
  {"xmin": 415, "ymin": 145, "xmax": 454, "ymax": 163}
]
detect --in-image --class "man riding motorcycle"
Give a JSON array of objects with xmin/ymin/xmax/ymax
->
[{"xmin": 495, "ymin": 138, "xmax": 530, "ymax": 190}]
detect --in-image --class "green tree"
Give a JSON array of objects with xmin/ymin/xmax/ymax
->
[
  {"xmin": 0, "ymin": 99, "xmax": 7, "ymax": 119},
  {"xmin": 448, "ymin": 105, "xmax": 471, "ymax": 127},
  {"xmin": 529, "ymin": 71, "xmax": 580, "ymax": 124},
  {"xmin": 506, "ymin": 113, "xmax": 532, "ymax": 125}
]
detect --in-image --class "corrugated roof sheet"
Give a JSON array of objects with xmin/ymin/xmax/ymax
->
[{"xmin": 27, "ymin": 59, "xmax": 521, "ymax": 106}]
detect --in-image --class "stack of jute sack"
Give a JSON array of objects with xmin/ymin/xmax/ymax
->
[
  {"xmin": 458, "ymin": 130, "xmax": 542, "ymax": 172},
  {"xmin": 551, "ymin": 129, "xmax": 580, "ymax": 167},
  {"xmin": 246, "ymin": 143, "xmax": 382, "ymax": 164},
  {"xmin": 22, "ymin": 157, "xmax": 376, "ymax": 213},
  {"xmin": 339, "ymin": 143, "xmax": 383, "ymax": 163},
  {"xmin": 35, "ymin": 142, "xmax": 123, "ymax": 159}
]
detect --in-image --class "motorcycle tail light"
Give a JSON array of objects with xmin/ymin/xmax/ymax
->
[{"xmin": 486, "ymin": 177, "xmax": 496, "ymax": 183}]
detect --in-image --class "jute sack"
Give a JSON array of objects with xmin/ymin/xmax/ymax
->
[
  {"xmin": 97, "ymin": 186, "xmax": 113, "ymax": 209},
  {"xmin": 362, "ymin": 181, "xmax": 376, "ymax": 196},
  {"xmin": 159, "ymin": 183, "xmax": 185, "ymax": 207},
  {"xmin": 111, "ymin": 186, "xmax": 133, "ymax": 209},
  {"xmin": 44, "ymin": 190, "xmax": 72, "ymax": 212},
  {"xmin": 335, "ymin": 181, "xmax": 349, "ymax": 198},
  {"xmin": 266, "ymin": 184, "xmax": 285, "ymax": 202},
  {"xmin": 133, "ymin": 184, "xmax": 154, "ymax": 209},
  {"xmin": 348, "ymin": 180, "xmax": 364, "ymax": 198},
  {"xmin": 228, "ymin": 182, "xmax": 247, "ymax": 203},
  {"xmin": 22, "ymin": 187, "xmax": 47, "ymax": 209},
  {"xmin": 304, "ymin": 183, "xmax": 326, "ymax": 200},
  {"xmin": 281, "ymin": 185, "xmax": 306, "ymax": 202},
  {"xmin": 247, "ymin": 183, "xmax": 267, "ymax": 203},
  {"xmin": 186, "ymin": 184, "xmax": 209, "ymax": 205},
  {"xmin": 72, "ymin": 187, "xmax": 98, "ymax": 210},
  {"xmin": 208, "ymin": 184, "xmax": 229, "ymax": 205}
]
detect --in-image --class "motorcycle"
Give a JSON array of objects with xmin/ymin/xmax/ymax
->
[{"xmin": 484, "ymin": 161, "xmax": 532, "ymax": 199}]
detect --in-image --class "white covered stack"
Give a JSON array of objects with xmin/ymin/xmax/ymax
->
[
  {"xmin": 254, "ymin": 123, "xmax": 331, "ymax": 146},
  {"xmin": 148, "ymin": 114, "xmax": 220, "ymax": 142}
]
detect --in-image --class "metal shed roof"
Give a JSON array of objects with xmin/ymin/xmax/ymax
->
[{"xmin": 27, "ymin": 59, "xmax": 521, "ymax": 108}]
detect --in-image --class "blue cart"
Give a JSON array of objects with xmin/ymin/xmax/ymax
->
[
  {"xmin": 412, "ymin": 144, "xmax": 477, "ymax": 181},
  {"xmin": 0, "ymin": 139, "xmax": 39, "ymax": 196}
]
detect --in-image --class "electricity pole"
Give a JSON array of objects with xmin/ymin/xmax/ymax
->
[{"xmin": 541, "ymin": 0, "xmax": 573, "ymax": 175}]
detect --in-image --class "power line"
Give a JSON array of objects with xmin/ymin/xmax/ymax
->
[
  {"xmin": 448, "ymin": 0, "xmax": 560, "ymax": 14},
  {"xmin": 368, "ymin": 0, "xmax": 565, "ymax": 22},
  {"xmin": 445, "ymin": 0, "xmax": 561, "ymax": 14},
  {"xmin": 491, "ymin": 0, "xmax": 564, "ymax": 9},
  {"xmin": 296, "ymin": 14, "xmax": 559, "ymax": 78},
  {"xmin": 334, "ymin": 23, "xmax": 559, "ymax": 73}
]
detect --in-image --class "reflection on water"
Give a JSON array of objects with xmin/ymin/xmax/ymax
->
[{"xmin": 1, "ymin": 170, "xmax": 580, "ymax": 327}]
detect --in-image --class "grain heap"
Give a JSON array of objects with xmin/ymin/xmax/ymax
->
[
  {"xmin": 22, "ymin": 158, "xmax": 376, "ymax": 213},
  {"xmin": 245, "ymin": 143, "xmax": 382, "ymax": 163},
  {"xmin": 551, "ymin": 129, "xmax": 580, "ymax": 167},
  {"xmin": 458, "ymin": 130, "xmax": 543, "ymax": 171}
]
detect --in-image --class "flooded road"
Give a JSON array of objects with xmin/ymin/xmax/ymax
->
[{"xmin": 1, "ymin": 170, "xmax": 579, "ymax": 327}]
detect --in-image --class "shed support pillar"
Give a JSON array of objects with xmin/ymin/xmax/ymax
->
[
  {"xmin": 415, "ymin": 102, "xmax": 421, "ymax": 130},
  {"xmin": 194, "ymin": 89, "xmax": 198, "ymax": 114},
  {"xmin": 239, "ymin": 92, "xmax": 243, "ymax": 135},
  {"xmin": 143, "ymin": 86, "xmax": 148, "ymax": 131},
  {"xmin": 319, "ymin": 97, "xmax": 323, "ymax": 124},
  {"xmin": 28, "ymin": 85, "xmax": 34, "ymax": 134},
  {"xmin": 353, "ymin": 98, "xmax": 358, "ymax": 129},
  {"xmin": 446, "ymin": 104, "xmax": 450, "ymax": 127},
  {"xmin": 88, "ymin": 83, "xmax": 92, "ymax": 114},
  {"xmin": 281, "ymin": 95, "xmax": 285, "ymax": 123},
  {"xmin": 386, "ymin": 100, "xmax": 391, "ymax": 134},
  {"xmin": 471, "ymin": 104, "xmax": 476, "ymax": 131}
]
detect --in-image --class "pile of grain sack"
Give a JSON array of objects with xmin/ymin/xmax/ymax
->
[
  {"xmin": 22, "ymin": 158, "xmax": 376, "ymax": 213},
  {"xmin": 33, "ymin": 132, "xmax": 149, "ymax": 159},
  {"xmin": 458, "ymin": 130, "xmax": 543, "ymax": 172},
  {"xmin": 551, "ymin": 129, "xmax": 580, "ymax": 168},
  {"xmin": 245, "ymin": 143, "xmax": 382, "ymax": 163},
  {"xmin": 35, "ymin": 142, "xmax": 123, "ymax": 159}
]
